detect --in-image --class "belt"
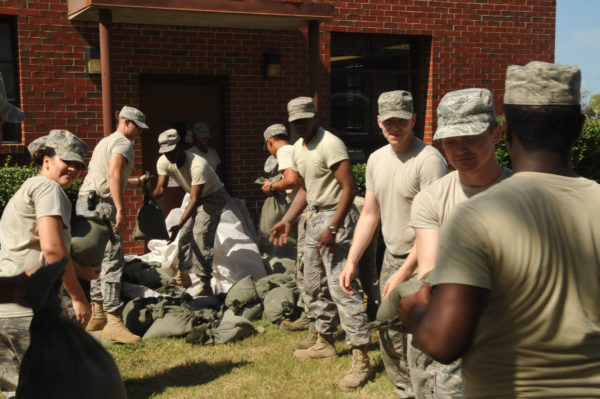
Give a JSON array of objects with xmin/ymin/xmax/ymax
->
[
  {"xmin": 78, "ymin": 195, "xmax": 113, "ymax": 204},
  {"xmin": 391, "ymin": 253, "xmax": 409, "ymax": 259},
  {"xmin": 307, "ymin": 204, "xmax": 337, "ymax": 213}
]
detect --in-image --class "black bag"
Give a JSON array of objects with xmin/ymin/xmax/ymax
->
[{"xmin": 133, "ymin": 182, "xmax": 169, "ymax": 241}]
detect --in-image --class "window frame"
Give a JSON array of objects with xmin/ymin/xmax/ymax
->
[{"xmin": 0, "ymin": 15, "xmax": 20, "ymax": 144}]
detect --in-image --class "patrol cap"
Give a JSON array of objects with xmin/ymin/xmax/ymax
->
[
  {"xmin": 287, "ymin": 97, "xmax": 315, "ymax": 122},
  {"xmin": 158, "ymin": 128, "xmax": 180, "ymax": 153},
  {"xmin": 46, "ymin": 129, "xmax": 89, "ymax": 167},
  {"xmin": 192, "ymin": 122, "xmax": 211, "ymax": 138},
  {"xmin": 378, "ymin": 90, "xmax": 413, "ymax": 122},
  {"xmin": 0, "ymin": 71, "xmax": 24, "ymax": 124},
  {"xmin": 263, "ymin": 124, "xmax": 288, "ymax": 150},
  {"xmin": 434, "ymin": 88, "xmax": 497, "ymax": 140},
  {"xmin": 504, "ymin": 61, "xmax": 581, "ymax": 106},
  {"xmin": 118, "ymin": 105, "xmax": 149, "ymax": 129},
  {"xmin": 27, "ymin": 136, "xmax": 48, "ymax": 158}
]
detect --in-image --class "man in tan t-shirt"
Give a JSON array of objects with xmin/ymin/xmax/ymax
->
[
  {"xmin": 77, "ymin": 105, "xmax": 149, "ymax": 344},
  {"xmin": 339, "ymin": 90, "xmax": 447, "ymax": 398},
  {"xmin": 384, "ymin": 88, "xmax": 511, "ymax": 398},
  {"xmin": 399, "ymin": 63, "xmax": 600, "ymax": 397}
]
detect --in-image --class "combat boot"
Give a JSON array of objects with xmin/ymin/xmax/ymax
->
[
  {"xmin": 174, "ymin": 269, "xmax": 192, "ymax": 288},
  {"xmin": 102, "ymin": 310, "xmax": 141, "ymax": 344},
  {"xmin": 86, "ymin": 301, "xmax": 106, "ymax": 331},
  {"xmin": 280, "ymin": 312, "xmax": 310, "ymax": 331},
  {"xmin": 293, "ymin": 323, "xmax": 317, "ymax": 350},
  {"xmin": 294, "ymin": 333, "xmax": 337, "ymax": 359},
  {"xmin": 339, "ymin": 345, "xmax": 373, "ymax": 391}
]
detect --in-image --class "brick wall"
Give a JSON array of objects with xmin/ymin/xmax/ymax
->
[{"xmin": 2, "ymin": 0, "xmax": 555, "ymax": 254}]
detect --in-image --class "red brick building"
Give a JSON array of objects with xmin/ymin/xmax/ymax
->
[{"xmin": 0, "ymin": 0, "xmax": 555, "ymax": 253}]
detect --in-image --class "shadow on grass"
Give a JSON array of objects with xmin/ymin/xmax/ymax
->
[{"xmin": 124, "ymin": 360, "xmax": 249, "ymax": 398}]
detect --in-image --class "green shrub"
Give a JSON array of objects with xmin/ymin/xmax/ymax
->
[
  {"xmin": 495, "ymin": 119, "xmax": 600, "ymax": 182},
  {"xmin": 352, "ymin": 162, "xmax": 367, "ymax": 196},
  {"xmin": 0, "ymin": 156, "xmax": 82, "ymax": 217}
]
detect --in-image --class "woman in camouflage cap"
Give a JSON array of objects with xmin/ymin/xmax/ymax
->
[{"xmin": 0, "ymin": 129, "xmax": 95, "ymax": 397}]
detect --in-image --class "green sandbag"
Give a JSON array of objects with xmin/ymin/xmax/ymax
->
[
  {"xmin": 124, "ymin": 259, "xmax": 173, "ymax": 289},
  {"xmin": 70, "ymin": 212, "xmax": 113, "ymax": 267},
  {"xmin": 255, "ymin": 273, "xmax": 296, "ymax": 300},
  {"xmin": 143, "ymin": 310, "xmax": 195, "ymax": 339},
  {"xmin": 225, "ymin": 275, "xmax": 260, "ymax": 314},
  {"xmin": 258, "ymin": 192, "xmax": 289, "ymax": 237},
  {"xmin": 263, "ymin": 286, "xmax": 298, "ymax": 325},
  {"xmin": 267, "ymin": 256, "xmax": 296, "ymax": 275},
  {"xmin": 213, "ymin": 309, "xmax": 257, "ymax": 344},
  {"xmin": 240, "ymin": 302, "xmax": 263, "ymax": 321},
  {"xmin": 123, "ymin": 297, "xmax": 159, "ymax": 337},
  {"xmin": 133, "ymin": 193, "xmax": 169, "ymax": 241},
  {"xmin": 376, "ymin": 278, "xmax": 424, "ymax": 323}
]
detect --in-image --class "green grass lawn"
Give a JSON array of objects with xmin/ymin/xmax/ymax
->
[{"xmin": 107, "ymin": 320, "xmax": 398, "ymax": 398}]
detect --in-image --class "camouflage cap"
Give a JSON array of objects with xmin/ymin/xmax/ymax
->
[
  {"xmin": 118, "ymin": 105, "xmax": 149, "ymax": 129},
  {"xmin": 263, "ymin": 124, "xmax": 288, "ymax": 150},
  {"xmin": 504, "ymin": 61, "xmax": 581, "ymax": 106},
  {"xmin": 434, "ymin": 88, "xmax": 497, "ymax": 140},
  {"xmin": 287, "ymin": 97, "xmax": 315, "ymax": 122},
  {"xmin": 158, "ymin": 128, "xmax": 180, "ymax": 153},
  {"xmin": 378, "ymin": 90, "xmax": 413, "ymax": 122},
  {"xmin": 27, "ymin": 136, "xmax": 48, "ymax": 158},
  {"xmin": 192, "ymin": 122, "xmax": 211, "ymax": 138},
  {"xmin": 46, "ymin": 129, "xmax": 89, "ymax": 167},
  {"xmin": 0, "ymin": 71, "xmax": 24, "ymax": 124}
]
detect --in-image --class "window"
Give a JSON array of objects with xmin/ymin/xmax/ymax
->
[
  {"xmin": 0, "ymin": 16, "xmax": 19, "ymax": 143},
  {"xmin": 330, "ymin": 33, "xmax": 430, "ymax": 158}
]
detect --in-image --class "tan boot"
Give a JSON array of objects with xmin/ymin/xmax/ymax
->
[
  {"xmin": 102, "ymin": 310, "xmax": 141, "ymax": 344},
  {"xmin": 86, "ymin": 301, "xmax": 106, "ymax": 332},
  {"xmin": 339, "ymin": 345, "xmax": 373, "ymax": 391},
  {"xmin": 175, "ymin": 269, "xmax": 192, "ymax": 288},
  {"xmin": 294, "ymin": 333, "xmax": 337, "ymax": 359},
  {"xmin": 280, "ymin": 312, "xmax": 310, "ymax": 331},
  {"xmin": 293, "ymin": 324, "xmax": 317, "ymax": 350}
]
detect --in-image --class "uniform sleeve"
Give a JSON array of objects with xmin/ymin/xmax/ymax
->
[
  {"xmin": 418, "ymin": 150, "xmax": 447, "ymax": 189},
  {"xmin": 365, "ymin": 154, "xmax": 375, "ymax": 192},
  {"xmin": 409, "ymin": 188, "xmax": 440, "ymax": 230},
  {"xmin": 111, "ymin": 135, "xmax": 134, "ymax": 164},
  {"xmin": 429, "ymin": 204, "xmax": 493, "ymax": 290},
  {"xmin": 290, "ymin": 142, "xmax": 300, "ymax": 172},
  {"xmin": 33, "ymin": 181, "xmax": 71, "ymax": 227},
  {"xmin": 190, "ymin": 156, "xmax": 208, "ymax": 186},
  {"xmin": 156, "ymin": 155, "xmax": 170, "ymax": 176},
  {"xmin": 276, "ymin": 146, "xmax": 294, "ymax": 172},
  {"xmin": 324, "ymin": 134, "xmax": 349, "ymax": 169}
]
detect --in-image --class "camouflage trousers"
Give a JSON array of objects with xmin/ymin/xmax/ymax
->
[
  {"xmin": 0, "ymin": 316, "xmax": 31, "ymax": 398},
  {"xmin": 408, "ymin": 341, "xmax": 463, "ymax": 399},
  {"xmin": 295, "ymin": 209, "xmax": 312, "ymax": 316},
  {"xmin": 304, "ymin": 206, "xmax": 369, "ymax": 347},
  {"xmin": 76, "ymin": 199, "xmax": 125, "ymax": 313},
  {"xmin": 379, "ymin": 249, "xmax": 414, "ymax": 398},
  {"xmin": 178, "ymin": 189, "xmax": 226, "ymax": 280}
]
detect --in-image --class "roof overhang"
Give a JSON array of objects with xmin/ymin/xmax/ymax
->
[{"xmin": 67, "ymin": 0, "xmax": 334, "ymax": 30}]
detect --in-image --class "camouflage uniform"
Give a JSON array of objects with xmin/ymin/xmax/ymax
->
[
  {"xmin": 408, "ymin": 344, "xmax": 463, "ymax": 399},
  {"xmin": 178, "ymin": 189, "xmax": 226, "ymax": 279},
  {"xmin": 295, "ymin": 208, "xmax": 312, "ymax": 314},
  {"xmin": 379, "ymin": 249, "xmax": 415, "ymax": 398},
  {"xmin": 0, "ymin": 316, "xmax": 30, "ymax": 398},
  {"xmin": 304, "ymin": 206, "xmax": 369, "ymax": 346}
]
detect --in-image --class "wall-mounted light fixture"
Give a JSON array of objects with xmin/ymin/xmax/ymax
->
[
  {"xmin": 264, "ymin": 53, "xmax": 281, "ymax": 78},
  {"xmin": 85, "ymin": 46, "xmax": 101, "ymax": 75}
]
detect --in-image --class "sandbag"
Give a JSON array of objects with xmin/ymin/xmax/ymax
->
[
  {"xmin": 213, "ymin": 309, "xmax": 257, "ymax": 344},
  {"xmin": 240, "ymin": 302, "xmax": 263, "ymax": 321},
  {"xmin": 224, "ymin": 275, "xmax": 260, "ymax": 314},
  {"xmin": 143, "ymin": 310, "xmax": 195, "ymax": 339},
  {"xmin": 17, "ymin": 259, "xmax": 126, "ymax": 399},
  {"xmin": 258, "ymin": 192, "xmax": 289, "ymax": 237},
  {"xmin": 70, "ymin": 212, "xmax": 114, "ymax": 267},
  {"xmin": 133, "ymin": 191, "xmax": 169, "ymax": 241},
  {"xmin": 376, "ymin": 278, "xmax": 424, "ymax": 323},
  {"xmin": 255, "ymin": 273, "xmax": 296, "ymax": 300},
  {"xmin": 123, "ymin": 259, "xmax": 174, "ymax": 289},
  {"xmin": 262, "ymin": 286, "xmax": 298, "ymax": 325},
  {"xmin": 123, "ymin": 297, "xmax": 159, "ymax": 337}
]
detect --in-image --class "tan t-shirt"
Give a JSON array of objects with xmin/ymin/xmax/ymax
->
[
  {"xmin": 292, "ymin": 128, "xmax": 348, "ymax": 208},
  {"xmin": 276, "ymin": 144, "xmax": 298, "ymax": 203},
  {"xmin": 156, "ymin": 150, "xmax": 223, "ymax": 197},
  {"xmin": 431, "ymin": 172, "xmax": 600, "ymax": 397},
  {"xmin": 0, "ymin": 176, "xmax": 71, "ymax": 318},
  {"xmin": 189, "ymin": 145, "xmax": 221, "ymax": 172},
  {"xmin": 79, "ymin": 132, "xmax": 134, "ymax": 199},
  {"xmin": 410, "ymin": 167, "xmax": 512, "ymax": 230},
  {"xmin": 366, "ymin": 139, "xmax": 447, "ymax": 255}
]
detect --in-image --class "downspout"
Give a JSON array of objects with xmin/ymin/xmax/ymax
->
[
  {"xmin": 308, "ymin": 20, "xmax": 320, "ymax": 113},
  {"xmin": 99, "ymin": 9, "xmax": 115, "ymax": 136}
]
